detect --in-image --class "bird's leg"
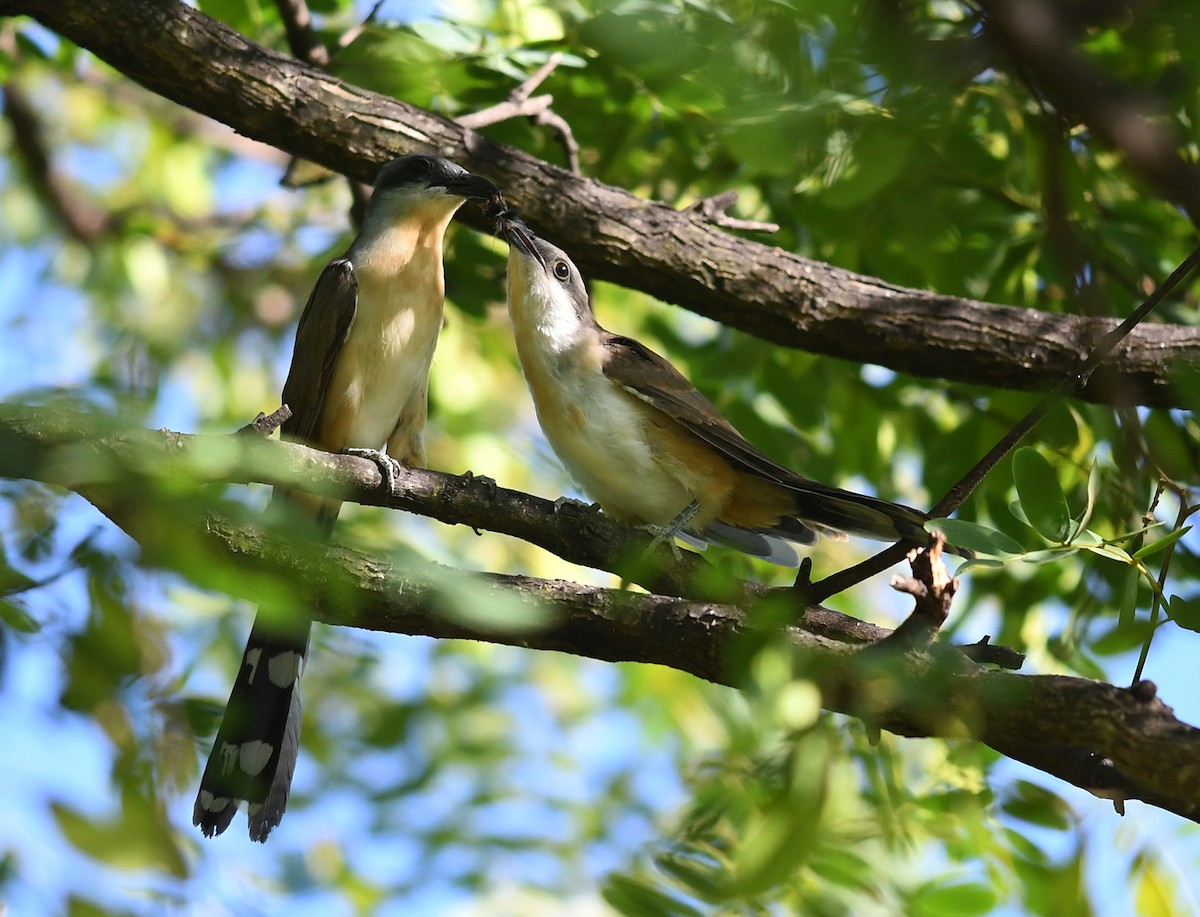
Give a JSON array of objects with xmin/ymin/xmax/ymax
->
[
  {"xmin": 343, "ymin": 447, "xmax": 403, "ymax": 494},
  {"xmin": 645, "ymin": 500, "xmax": 702, "ymax": 559}
]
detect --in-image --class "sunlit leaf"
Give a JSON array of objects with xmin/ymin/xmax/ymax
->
[
  {"xmin": 1133, "ymin": 526, "xmax": 1191, "ymax": 560},
  {"xmin": 1133, "ymin": 851, "xmax": 1184, "ymax": 917},
  {"xmin": 602, "ymin": 873, "xmax": 704, "ymax": 917},
  {"xmin": 910, "ymin": 881, "xmax": 997, "ymax": 917},
  {"xmin": 1118, "ymin": 566, "xmax": 1140, "ymax": 627}
]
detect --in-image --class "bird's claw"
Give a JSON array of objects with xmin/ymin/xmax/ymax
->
[
  {"xmin": 643, "ymin": 500, "xmax": 701, "ymax": 562},
  {"xmin": 343, "ymin": 448, "xmax": 402, "ymax": 494},
  {"xmin": 644, "ymin": 525, "xmax": 686, "ymax": 561}
]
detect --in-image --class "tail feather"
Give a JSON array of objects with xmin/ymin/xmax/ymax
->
[
  {"xmin": 194, "ymin": 613, "xmax": 311, "ymax": 841},
  {"xmin": 701, "ymin": 520, "xmax": 804, "ymax": 567},
  {"xmin": 195, "ymin": 490, "xmax": 336, "ymax": 840},
  {"xmin": 788, "ymin": 481, "xmax": 930, "ymax": 543}
]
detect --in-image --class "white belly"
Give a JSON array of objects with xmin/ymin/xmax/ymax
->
[
  {"xmin": 531, "ymin": 357, "xmax": 693, "ymax": 526},
  {"xmin": 338, "ymin": 287, "xmax": 441, "ymax": 449}
]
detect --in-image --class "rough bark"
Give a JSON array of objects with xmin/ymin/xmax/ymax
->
[{"xmin": 2, "ymin": 0, "xmax": 1199, "ymax": 405}]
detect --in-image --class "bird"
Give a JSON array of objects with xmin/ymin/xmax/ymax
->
[
  {"xmin": 498, "ymin": 216, "xmax": 930, "ymax": 567},
  {"xmin": 194, "ymin": 154, "xmax": 501, "ymax": 841}
]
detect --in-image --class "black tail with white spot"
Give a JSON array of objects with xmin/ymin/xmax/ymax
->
[{"xmin": 193, "ymin": 616, "xmax": 310, "ymax": 841}]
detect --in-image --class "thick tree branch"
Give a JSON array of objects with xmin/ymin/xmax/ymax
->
[
  {"xmin": 2, "ymin": 0, "xmax": 1198, "ymax": 406},
  {"xmin": 5, "ymin": 412, "xmax": 1193, "ymax": 822}
]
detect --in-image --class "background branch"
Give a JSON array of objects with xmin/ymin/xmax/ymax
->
[{"xmin": 2, "ymin": 0, "xmax": 1197, "ymax": 406}]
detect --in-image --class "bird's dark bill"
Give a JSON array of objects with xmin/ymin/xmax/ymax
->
[{"xmin": 503, "ymin": 219, "xmax": 547, "ymax": 270}]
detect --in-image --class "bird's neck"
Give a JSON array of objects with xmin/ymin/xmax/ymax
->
[
  {"xmin": 351, "ymin": 202, "xmax": 460, "ymax": 280},
  {"xmin": 508, "ymin": 280, "xmax": 599, "ymax": 362}
]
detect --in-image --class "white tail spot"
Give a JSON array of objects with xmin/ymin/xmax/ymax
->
[
  {"xmin": 244, "ymin": 647, "xmax": 262, "ymax": 684},
  {"xmin": 267, "ymin": 651, "xmax": 303, "ymax": 688},
  {"xmin": 217, "ymin": 742, "xmax": 240, "ymax": 777},
  {"xmin": 198, "ymin": 790, "xmax": 230, "ymax": 813},
  {"xmin": 238, "ymin": 740, "xmax": 274, "ymax": 777}
]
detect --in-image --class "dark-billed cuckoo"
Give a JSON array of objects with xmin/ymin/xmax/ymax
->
[
  {"xmin": 194, "ymin": 154, "xmax": 500, "ymax": 841},
  {"xmin": 500, "ymin": 218, "xmax": 929, "ymax": 565}
]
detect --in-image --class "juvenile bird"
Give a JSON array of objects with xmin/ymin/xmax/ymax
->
[{"xmin": 500, "ymin": 218, "xmax": 929, "ymax": 566}]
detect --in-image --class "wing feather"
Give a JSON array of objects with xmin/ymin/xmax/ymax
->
[
  {"xmin": 600, "ymin": 333, "xmax": 929, "ymax": 542},
  {"xmin": 279, "ymin": 259, "xmax": 357, "ymax": 445}
]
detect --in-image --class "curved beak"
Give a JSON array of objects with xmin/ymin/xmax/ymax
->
[{"xmin": 502, "ymin": 218, "xmax": 548, "ymax": 271}]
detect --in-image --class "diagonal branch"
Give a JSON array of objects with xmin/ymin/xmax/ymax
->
[{"xmin": 2, "ymin": 0, "xmax": 1198, "ymax": 406}]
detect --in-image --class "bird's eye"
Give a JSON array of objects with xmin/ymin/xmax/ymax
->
[
  {"xmin": 553, "ymin": 260, "xmax": 570, "ymax": 281},
  {"xmin": 410, "ymin": 158, "xmax": 431, "ymax": 176}
]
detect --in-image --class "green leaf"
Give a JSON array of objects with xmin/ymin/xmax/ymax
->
[
  {"xmin": 602, "ymin": 874, "xmax": 704, "ymax": 917},
  {"xmin": 1001, "ymin": 780, "xmax": 1073, "ymax": 830},
  {"xmin": 0, "ymin": 560, "xmax": 38, "ymax": 597},
  {"xmin": 1167, "ymin": 594, "xmax": 1200, "ymax": 633},
  {"xmin": 1012, "ymin": 448, "xmax": 1072, "ymax": 542},
  {"xmin": 655, "ymin": 850, "xmax": 724, "ymax": 902},
  {"xmin": 1019, "ymin": 548, "xmax": 1076, "ymax": 565},
  {"xmin": 1091, "ymin": 618, "xmax": 1155, "ymax": 656},
  {"xmin": 1080, "ymin": 543, "xmax": 1135, "ymax": 564},
  {"xmin": 53, "ymin": 799, "xmax": 186, "ymax": 877},
  {"xmin": 910, "ymin": 881, "xmax": 997, "ymax": 917},
  {"xmin": 0, "ymin": 598, "xmax": 39, "ymax": 633},
  {"xmin": 1133, "ymin": 526, "xmax": 1191, "ymax": 560},
  {"xmin": 928, "ymin": 518, "xmax": 1023, "ymax": 556}
]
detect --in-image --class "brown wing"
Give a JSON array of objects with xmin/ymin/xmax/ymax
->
[
  {"xmin": 601, "ymin": 333, "xmax": 799, "ymax": 484},
  {"xmin": 601, "ymin": 333, "xmax": 929, "ymax": 542},
  {"xmin": 279, "ymin": 259, "xmax": 357, "ymax": 446}
]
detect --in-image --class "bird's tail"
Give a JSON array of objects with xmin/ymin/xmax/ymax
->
[
  {"xmin": 786, "ymin": 479, "xmax": 931, "ymax": 544},
  {"xmin": 193, "ymin": 615, "xmax": 311, "ymax": 841},
  {"xmin": 194, "ymin": 489, "xmax": 335, "ymax": 841}
]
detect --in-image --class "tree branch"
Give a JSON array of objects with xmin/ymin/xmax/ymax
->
[
  {"xmin": 3, "ymin": 403, "xmax": 1195, "ymax": 821},
  {"xmin": 2, "ymin": 0, "xmax": 1198, "ymax": 406}
]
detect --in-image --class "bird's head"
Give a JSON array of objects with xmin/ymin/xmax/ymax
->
[
  {"xmin": 367, "ymin": 153, "xmax": 501, "ymax": 226},
  {"xmin": 502, "ymin": 219, "xmax": 594, "ymax": 340}
]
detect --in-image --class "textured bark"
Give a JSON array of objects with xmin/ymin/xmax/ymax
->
[
  {"xmin": 2, "ymin": 403, "xmax": 1199, "ymax": 822},
  {"xmin": 2, "ymin": 0, "xmax": 1199, "ymax": 405}
]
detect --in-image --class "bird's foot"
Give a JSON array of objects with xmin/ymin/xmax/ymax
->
[
  {"xmin": 343, "ymin": 448, "xmax": 402, "ymax": 494},
  {"xmin": 644, "ymin": 500, "xmax": 702, "ymax": 561}
]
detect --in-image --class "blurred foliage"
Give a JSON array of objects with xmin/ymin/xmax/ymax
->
[{"xmin": 2, "ymin": 0, "xmax": 1200, "ymax": 914}]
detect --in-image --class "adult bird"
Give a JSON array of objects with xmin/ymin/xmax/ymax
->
[
  {"xmin": 194, "ymin": 154, "xmax": 501, "ymax": 841},
  {"xmin": 499, "ymin": 217, "xmax": 930, "ymax": 566}
]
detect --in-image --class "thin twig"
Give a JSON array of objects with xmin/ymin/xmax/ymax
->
[
  {"xmin": 457, "ymin": 53, "xmax": 581, "ymax": 173},
  {"xmin": 687, "ymin": 190, "xmax": 779, "ymax": 234},
  {"xmin": 338, "ymin": 0, "xmax": 384, "ymax": 50},
  {"xmin": 2, "ymin": 80, "xmax": 112, "ymax": 242}
]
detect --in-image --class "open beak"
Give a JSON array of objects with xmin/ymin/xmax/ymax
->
[{"xmin": 502, "ymin": 219, "xmax": 548, "ymax": 271}]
